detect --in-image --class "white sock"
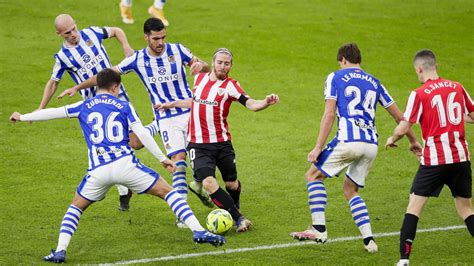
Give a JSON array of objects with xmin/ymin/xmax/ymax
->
[
  {"xmin": 153, "ymin": 0, "xmax": 165, "ymax": 9},
  {"xmin": 121, "ymin": 0, "xmax": 132, "ymax": 7},
  {"xmin": 165, "ymin": 189, "xmax": 204, "ymax": 232},
  {"xmin": 116, "ymin": 184, "xmax": 129, "ymax": 196},
  {"xmin": 56, "ymin": 205, "xmax": 83, "ymax": 251}
]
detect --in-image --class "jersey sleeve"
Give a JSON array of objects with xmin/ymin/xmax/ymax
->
[
  {"xmin": 50, "ymin": 55, "xmax": 67, "ymax": 81},
  {"xmin": 89, "ymin": 26, "xmax": 111, "ymax": 41},
  {"xmin": 461, "ymin": 85, "xmax": 474, "ymax": 114},
  {"xmin": 324, "ymin": 72, "xmax": 337, "ymax": 100},
  {"xmin": 227, "ymin": 80, "xmax": 248, "ymax": 101},
  {"xmin": 126, "ymin": 103, "xmax": 142, "ymax": 126},
  {"xmin": 403, "ymin": 91, "xmax": 422, "ymax": 124},
  {"xmin": 378, "ymin": 84, "xmax": 395, "ymax": 108},
  {"xmin": 64, "ymin": 101, "xmax": 85, "ymax": 118},
  {"xmin": 116, "ymin": 52, "xmax": 138, "ymax": 74},
  {"xmin": 177, "ymin": 43, "xmax": 193, "ymax": 65}
]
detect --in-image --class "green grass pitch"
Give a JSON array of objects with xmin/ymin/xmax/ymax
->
[{"xmin": 0, "ymin": 0, "xmax": 473, "ymax": 264}]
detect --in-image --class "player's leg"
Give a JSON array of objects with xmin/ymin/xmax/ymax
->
[
  {"xmin": 148, "ymin": 0, "xmax": 169, "ymax": 26},
  {"xmin": 448, "ymin": 161, "xmax": 474, "ymax": 236},
  {"xmin": 119, "ymin": 0, "xmax": 134, "ymax": 24},
  {"xmin": 454, "ymin": 197, "xmax": 474, "ymax": 236},
  {"xmin": 44, "ymin": 171, "xmax": 111, "ymax": 263},
  {"xmin": 117, "ymin": 184, "xmax": 132, "ymax": 211},
  {"xmin": 124, "ymin": 158, "xmax": 225, "ymax": 246},
  {"xmin": 343, "ymin": 142, "xmax": 378, "ymax": 252}
]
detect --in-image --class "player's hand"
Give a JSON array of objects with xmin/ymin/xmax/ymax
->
[
  {"xmin": 384, "ymin": 136, "xmax": 398, "ymax": 149},
  {"xmin": 123, "ymin": 46, "xmax": 134, "ymax": 58},
  {"xmin": 161, "ymin": 159, "xmax": 176, "ymax": 173},
  {"xmin": 409, "ymin": 141, "xmax": 422, "ymax": 157},
  {"xmin": 9, "ymin": 112, "xmax": 22, "ymax": 123},
  {"xmin": 307, "ymin": 147, "xmax": 322, "ymax": 163},
  {"xmin": 154, "ymin": 102, "xmax": 174, "ymax": 112},
  {"xmin": 266, "ymin": 94, "xmax": 279, "ymax": 106},
  {"xmin": 57, "ymin": 87, "xmax": 77, "ymax": 99},
  {"xmin": 190, "ymin": 61, "xmax": 204, "ymax": 75}
]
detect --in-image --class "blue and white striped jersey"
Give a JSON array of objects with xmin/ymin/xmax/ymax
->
[
  {"xmin": 116, "ymin": 43, "xmax": 193, "ymax": 120},
  {"xmin": 324, "ymin": 68, "xmax": 394, "ymax": 144},
  {"xmin": 64, "ymin": 94, "xmax": 140, "ymax": 171},
  {"xmin": 51, "ymin": 26, "xmax": 128, "ymax": 101}
]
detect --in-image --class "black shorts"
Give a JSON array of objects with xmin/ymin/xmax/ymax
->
[
  {"xmin": 410, "ymin": 161, "xmax": 472, "ymax": 198},
  {"xmin": 187, "ymin": 141, "xmax": 237, "ymax": 182}
]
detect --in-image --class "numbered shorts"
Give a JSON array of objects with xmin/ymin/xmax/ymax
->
[
  {"xmin": 157, "ymin": 113, "xmax": 190, "ymax": 157},
  {"xmin": 315, "ymin": 139, "xmax": 378, "ymax": 187},
  {"xmin": 187, "ymin": 141, "xmax": 237, "ymax": 182},
  {"xmin": 77, "ymin": 155, "xmax": 160, "ymax": 202},
  {"xmin": 410, "ymin": 161, "xmax": 472, "ymax": 198}
]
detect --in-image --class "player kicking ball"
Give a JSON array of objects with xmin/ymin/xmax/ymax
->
[{"xmin": 10, "ymin": 69, "xmax": 225, "ymax": 263}]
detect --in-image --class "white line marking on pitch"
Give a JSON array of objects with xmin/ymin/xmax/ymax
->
[{"xmin": 101, "ymin": 225, "xmax": 465, "ymax": 265}]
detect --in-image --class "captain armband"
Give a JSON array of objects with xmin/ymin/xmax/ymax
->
[{"xmin": 238, "ymin": 95, "xmax": 249, "ymax": 106}]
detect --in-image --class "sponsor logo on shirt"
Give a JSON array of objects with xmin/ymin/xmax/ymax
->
[
  {"xmin": 77, "ymin": 54, "xmax": 105, "ymax": 75},
  {"xmin": 148, "ymin": 74, "xmax": 179, "ymax": 83},
  {"xmin": 158, "ymin": 66, "xmax": 166, "ymax": 75},
  {"xmin": 193, "ymin": 96, "xmax": 218, "ymax": 106},
  {"xmin": 82, "ymin": 54, "xmax": 91, "ymax": 63}
]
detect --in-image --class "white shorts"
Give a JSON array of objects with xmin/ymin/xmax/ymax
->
[
  {"xmin": 77, "ymin": 155, "xmax": 160, "ymax": 201},
  {"xmin": 315, "ymin": 140, "xmax": 378, "ymax": 187},
  {"xmin": 157, "ymin": 113, "xmax": 190, "ymax": 157}
]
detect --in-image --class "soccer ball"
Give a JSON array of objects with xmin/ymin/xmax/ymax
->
[{"xmin": 206, "ymin": 209, "xmax": 234, "ymax": 235}]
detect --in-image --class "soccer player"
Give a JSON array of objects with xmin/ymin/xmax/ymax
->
[
  {"xmin": 385, "ymin": 50, "xmax": 474, "ymax": 266},
  {"xmin": 10, "ymin": 69, "xmax": 225, "ymax": 263},
  {"xmin": 58, "ymin": 18, "xmax": 214, "ymax": 227},
  {"xmin": 289, "ymin": 43, "xmax": 421, "ymax": 253},
  {"xmin": 155, "ymin": 48, "xmax": 280, "ymax": 232},
  {"xmin": 39, "ymin": 14, "xmax": 143, "ymax": 211},
  {"xmin": 120, "ymin": 0, "xmax": 169, "ymax": 26}
]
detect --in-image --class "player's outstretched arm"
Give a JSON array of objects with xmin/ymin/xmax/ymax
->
[
  {"xmin": 9, "ymin": 106, "xmax": 70, "ymax": 123},
  {"xmin": 57, "ymin": 67, "xmax": 121, "ymax": 99},
  {"xmin": 385, "ymin": 103, "xmax": 421, "ymax": 147},
  {"xmin": 38, "ymin": 79, "xmax": 60, "ymax": 110},
  {"xmin": 245, "ymin": 93, "xmax": 279, "ymax": 112},
  {"xmin": 385, "ymin": 120, "xmax": 413, "ymax": 149},
  {"xmin": 189, "ymin": 56, "xmax": 210, "ymax": 75},
  {"xmin": 465, "ymin": 114, "xmax": 474, "ymax": 124},
  {"xmin": 308, "ymin": 99, "xmax": 336, "ymax": 163},
  {"xmin": 130, "ymin": 122, "xmax": 176, "ymax": 173},
  {"xmin": 109, "ymin": 27, "xmax": 134, "ymax": 57},
  {"xmin": 154, "ymin": 99, "xmax": 192, "ymax": 112}
]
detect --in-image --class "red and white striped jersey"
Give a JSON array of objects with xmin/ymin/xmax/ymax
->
[
  {"xmin": 403, "ymin": 77, "xmax": 474, "ymax": 165},
  {"xmin": 188, "ymin": 73, "xmax": 247, "ymax": 143}
]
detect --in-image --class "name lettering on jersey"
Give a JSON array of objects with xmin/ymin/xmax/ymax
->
[
  {"xmin": 77, "ymin": 54, "xmax": 105, "ymax": 75},
  {"xmin": 193, "ymin": 95, "xmax": 218, "ymax": 106},
  {"xmin": 341, "ymin": 73, "xmax": 378, "ymax": 89},
  {"xmin": 148, "ymin": 74, "xmax": 179, "ymax": 83},
  {"xmin": 424, "ymin": 81, "xmax": 457, "ymax": 94},
  {"xmin": 86, "ymin": 97, "xmax": 124, "ymax": 109}
]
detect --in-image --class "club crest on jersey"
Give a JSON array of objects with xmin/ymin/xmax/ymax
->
[
  {"xmin": 82, "ymin": 54, "xmax": 91, "ymax": 63},
  {"xmin": 85, "ymin": 39, "xmax": 94, "ymax": 47},
  {"xmin": 218, "ymin": 88, "xmax": 225, "ymax": 96},
  {"xmin": 165, "ymin": 143, "xmax": 172, "ymax": 150},
  {"xmin": 145, "ymin": 61, "xmax": 150, "ymax": 67},
  {"xmin": 158, "ymin": 66, "xmax": 167, "ymax": 75},
  {"xmin": 168, "ymin": 55, "xmax": 175, "ymax": 64}
]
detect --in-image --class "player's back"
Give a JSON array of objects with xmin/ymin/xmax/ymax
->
[
  {"xmin": 76, "ymin": 94, "xmax": 135, "ymax": 170},
  {"xmin": 326, "ymin": 68, "xmax": 394, "ymax": 144},
  {"xmin": 405, "ymin": 78, "xmax": 471, "ymax": 165}
]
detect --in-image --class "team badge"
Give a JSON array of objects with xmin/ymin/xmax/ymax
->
[
  {"xmin": 86, "ymin": 39, "xmax": 94, "ymax": 47},
  {"xmin": 145, "ymin": 61, "xmax": 150, "ymax": 67},
  {"xmin": 218, "ymin": 88, "xmax": 225, "ymax": 96},
  {"xmin": 165, "ymin": 143, "xmax": 172, "ymax": 150},
  {"xmin": 168, "ymin": 55, "xmax": 175, "ymax": 64},
  {"xmin": 158, "ymin": 66, "xmax": 166, "ymax": 75}
]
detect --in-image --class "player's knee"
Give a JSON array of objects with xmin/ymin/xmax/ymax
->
[
  {"xmin": 305, "ymin": 168, "xmax": 323, "ymax": 182},
  {"xmin": 202, "ymin": 175, "xmax": 219, "ymax": 193},
  {"xmin": 224, "ymin": 180, "xmax": 239, "ymax": 190}
]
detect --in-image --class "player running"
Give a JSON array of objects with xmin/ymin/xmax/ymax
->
[
  {"xmin": 385, "ymin": 49, "xmax": 474, "ymax": 266},
  {"xmin": 290, "ymin": 43, "xmax": 421, "ymax": 253},
  {"xmin": 156, "ymin": 48, "xmax": 279, "ymax": 232},
  {"xmin": 10, "ymin": 69, "xmax": 225, "ymax": 263}
]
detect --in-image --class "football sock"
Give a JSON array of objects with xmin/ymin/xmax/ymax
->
[
  {"xmin": 225, "ymin": 180, "xmax": 241, "ymax": 209},
  {"xmin": 464, "ymin": 214, "xmax": 474, "ymax": 236},
  {"xmin": 307, "ymin": 180, "xmax": 327, "ymax": 232},
  {"xmin": 116, "ymin": 184, "xmax": 129, "ymax": 196},
  {"xmin": 144, "ymin": 121, "xmax": 159, "ymax": 137},
  {"xmin": 165, "ymin": 189, "xmax": 204, "ymax": 232},
  {"xmin": 56, "ymin": 205, "xmax": 83, "ymax": 252},
  {"xmin": 172, "ymin": 160, "xmax": 188, "ymax": 200},
  {"xmin": 399, "ymin": 213, "xmax": 419, "ymax": 259},
  {"xmin": 121, "ymin": 0, "xmax": 132, "ymax": 7},
  {"xmin": 154, "ymin": 0, "xmax": 165, "ymax": 9},
  {"xmin": 348, "ymin": 195, "xmax": 373, "ymax": 240},
  {"xmin": 210, "ymin": 187, "xmax": 242, "ymax": 221}
]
